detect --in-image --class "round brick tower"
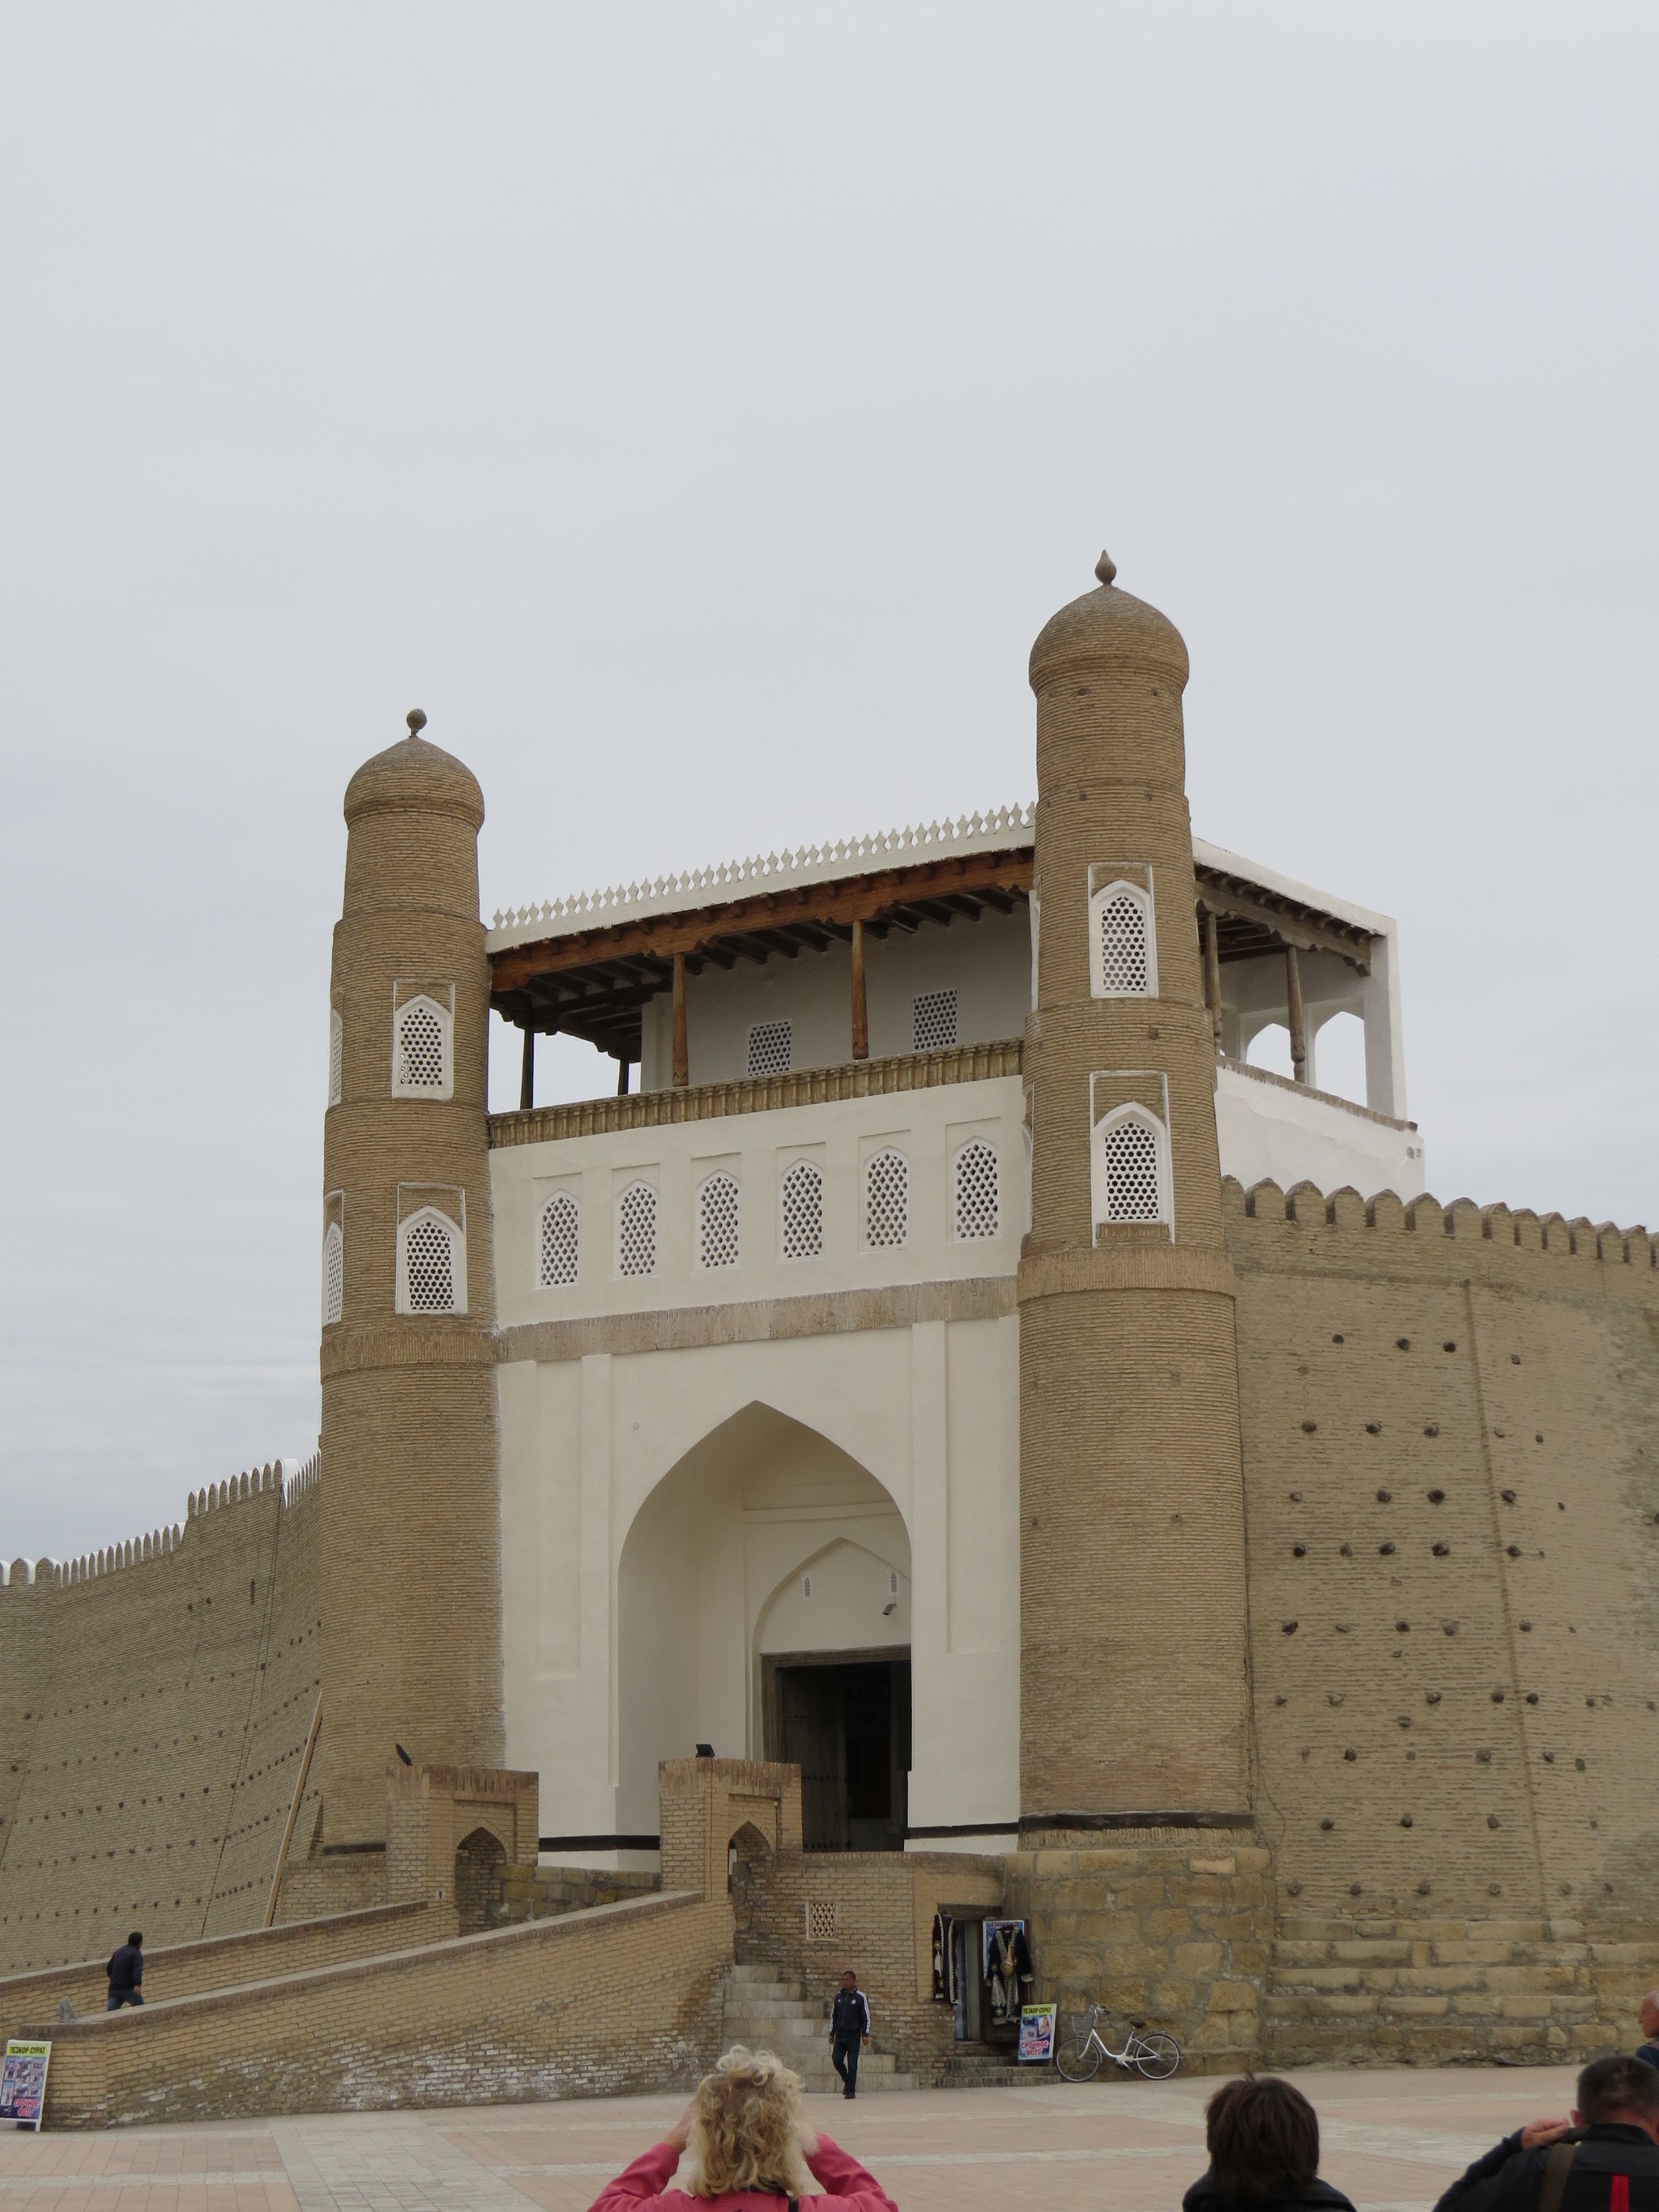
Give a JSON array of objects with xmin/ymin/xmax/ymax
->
[
  {"xmin": 1018, "ymin": 555, "xmax": 1251, "ymax": 1833},
  {"xmin": 318, "ymin": 714, "xmax": 503, "ymax": 1847}
]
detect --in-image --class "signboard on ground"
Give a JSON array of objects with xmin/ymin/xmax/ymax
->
[
  {"xmin": 1017, "ymin": 2004, "xmax": 1056, "ymax": 2064},
  {"xmin": 0, "ymin": 2040, "xmax": 49, "ymax": 2129}
]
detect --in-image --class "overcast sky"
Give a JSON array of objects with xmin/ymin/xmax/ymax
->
[{"xmin": 2, "ymin": 6, "xmax": 1655, "ymax": 1561}]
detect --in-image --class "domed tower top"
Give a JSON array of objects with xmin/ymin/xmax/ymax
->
[
  {"xmin": 343, "ymin": 709, "xmax": 485, "ymax": 832},
  {"xmin": 340, "ymin": 711, "xmax": 485, "ymax": 923},
  {"xmin": 1029, "ymin": 550, "xmax": 1190, "ymax": 691}
]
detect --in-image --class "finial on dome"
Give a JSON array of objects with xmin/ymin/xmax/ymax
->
[
  {"xmin": 1094, "ymin": 551, "xmax": 1117, "ymax": 586},
  {"xmin": 406, "ymin": 708, "xmax": 427, "ymax": 737}
]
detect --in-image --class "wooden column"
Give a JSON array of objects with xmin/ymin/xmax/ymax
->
[
  {"xmin": 1285, "ymin": 944, "xmax": 1307, "ymax": 1084},
  {"xmin": 672, "ymin": 952, "xmax": 689, "ymax": 1089},
  {"xmin": 519, "ymin": 1027, "xmax": 535, "ymax": 1110},
  {"xmin": 1202, "ymin": 910, "xmax": 1222, "ymax": 1051},
  {"xmin": 616, "ymin": 1055, "xmax": 630, "ymax": 1097},
  {"xmin": 850, "ymin": 918, "xmax": 868, "ymax": 1061}
]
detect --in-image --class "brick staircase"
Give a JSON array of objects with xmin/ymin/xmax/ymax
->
[{"xmin": 719, "ymin": 1963, "xmax": 915, "ymax": 2092}]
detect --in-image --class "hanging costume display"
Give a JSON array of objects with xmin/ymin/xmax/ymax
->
[{"xmin": 982, "ymin": 1919, "xmax": 1034, "ymax": 2027}]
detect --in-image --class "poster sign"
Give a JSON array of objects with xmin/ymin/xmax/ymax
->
[
  {"xmin": 0, "ymin": 2040, "xmax": 49, "ymax": 2129},
  {"xmin": 1017, "ymin": 2004, "xmax": 1056, "ymax": 2064}
]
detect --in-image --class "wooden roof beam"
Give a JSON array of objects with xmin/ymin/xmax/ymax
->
[
  {"xmin": 488, "ymin": 846, "xmax": 1034, "ymax": 991},
  {"xmin": 1195, "ymin": 889, "xmax": 1371, "ymax": 974}
]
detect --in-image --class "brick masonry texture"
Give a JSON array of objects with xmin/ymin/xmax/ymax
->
[
  {"xmin": 1020, "ymin": 573, "xmax": 1251, "ymax": 1825},
  {"xmin": 0, "ymin": 1470, "xmax": 322, "ymax": 1978}
]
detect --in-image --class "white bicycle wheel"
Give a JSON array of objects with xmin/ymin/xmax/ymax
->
[{"xmin": 1134, "ymin": 2031, "xmax": 1181, "ymax": 2079}]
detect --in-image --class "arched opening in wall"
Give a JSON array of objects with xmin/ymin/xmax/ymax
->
[
  {"xmin": 454, "ymin": 1826, "xmax": 506, "ymax": 1934},
  {"xmin": 728, "ymin": 1818, "xmax": 773, "ymax": 1905},
  {"xmin": 1245, "ymin": 1021, "xmax": 1295, "ymax": 1080},
  {"xmin": 1310, "ymin": 1009, "xmax": 1367, "ymax": 1103},
  {"xmin": 616, "ymin": 1403, "xmax": 911, "ymax": 1850}
]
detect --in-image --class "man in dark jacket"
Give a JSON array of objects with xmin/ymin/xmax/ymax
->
[
  {"xmin": 1431, "ymin": 2054, "xmax": 1659, "ymax": 2212},
  {"xmin": 105, "ymin": 1931, "xmax": 143, "ymax": 2011},
  {"xmin": 829, "ymin": 1971, "xmax": 871, "ymax": 2100}
]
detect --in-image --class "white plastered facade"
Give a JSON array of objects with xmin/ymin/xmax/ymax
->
[
  {"xmin": 493, "ymin": 1076, "xmax": 1026, "ymax": 1860},
  {"xmin": 487, "ymin": 831, "xmax": 1422, "ymax": 1860}
]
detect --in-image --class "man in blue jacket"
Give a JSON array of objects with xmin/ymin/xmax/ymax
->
[
  {"xmin": 1636, "ymin": 1992, "xmax": 1659, "ymax": 2073},
  {"xmin": 829, "ymin": 1971, "xmax": 871, "ymax": 2100},
  {"xmin": 1432, "ymin": 2055, "xmax": 1659, "ymax": 2212}
]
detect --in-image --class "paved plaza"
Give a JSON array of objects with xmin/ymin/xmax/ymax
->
[{"xmin": 0, "ymin": 2068, "xmax": 1587, "ymax": 2212}]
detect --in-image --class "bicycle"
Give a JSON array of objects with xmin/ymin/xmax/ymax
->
[{"xmin": 1052, "ymin": 2004, "xmax": 1181, "ymax": 2080}]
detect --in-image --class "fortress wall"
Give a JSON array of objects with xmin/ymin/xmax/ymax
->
[
  {"xmin": 202, "ymin": 1457, "xmax": 324, "ymax": 1937},
  {"xmin": 1227, "ymin": 1178, "xmax": 1659, "ymax": 1929},
  {"xmin": 0, "ymin": 1461, "xmax": 323, "ymax": 1975}
]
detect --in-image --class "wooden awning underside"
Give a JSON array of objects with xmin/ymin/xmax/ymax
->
[{"xmin": 489, "ymin": 846, "xmax": 1371, "ymax": 1059}]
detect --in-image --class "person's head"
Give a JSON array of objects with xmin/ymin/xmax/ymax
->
[
  {"xmin": 684, "ymin": 2046, "xmax": 811, "ymax": 2200},
  {"xmin": 1205, "ymin": 2076, "xmax": 1321, "ymax": 2205},
  {"xmin": 1640, "ymin": 1992, "xmax": 1659, "ymax": 2041},
  {"xmin": 1574, "ymin": 2054, "xmax": 1659, "ymax": 2140},
  {"xmin": 127, "ymin": 1932, "xmax": 143, "ymax": 1950},
  {"xmin": 841, "ymin": 1971, "xmax": 857, "ymax": 1991}
]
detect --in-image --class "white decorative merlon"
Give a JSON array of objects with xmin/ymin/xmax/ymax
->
[{"xmin": 485, "ymin": 804, "xmax": 1038, "ymax": 951}]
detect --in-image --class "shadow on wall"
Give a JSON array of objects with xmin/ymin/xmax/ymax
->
[{"xmin": 616, "ymin": 1403, "xmax": 911, "ymax": 1837}]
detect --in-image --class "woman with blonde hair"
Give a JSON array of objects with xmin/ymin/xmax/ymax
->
[{"xmin": 588, "ymin": 2047, "xmax": 897, "ymax": 2212}]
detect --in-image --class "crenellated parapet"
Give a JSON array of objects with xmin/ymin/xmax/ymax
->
[
  {"xmin": 1224, "ymin": 1175, "xmax": 1658, "ymax": 1301},
  {"xmin": 1, "ymin": 1452, "xmax": 323, "ymax": 1597}
]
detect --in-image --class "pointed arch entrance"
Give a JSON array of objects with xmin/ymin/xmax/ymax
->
[{"xmin": 616, "ymin": 1403, "xmax": 911, "ymax": 1845}]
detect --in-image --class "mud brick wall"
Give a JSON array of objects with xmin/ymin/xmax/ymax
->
[
  {"xmin": 1229, "ymin": 1179, "xmax": 1659, "ymax": 1931},
  {"xmin": 0, "ymin": 1464, "xmax": 322, "ymax": 1975},
  {"xmin": 26, "ymin": 1887, "xmax": 733, "ymax": 2127},
  {"xmin": 1003, "ymin": 1833, "xmax": 1274, "ymax": 2073}
]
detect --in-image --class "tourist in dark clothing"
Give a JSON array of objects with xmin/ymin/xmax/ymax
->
[
  {"xmin": 1183, "ymin": 2076, "xmax": 1357, "ymax": 2212},
  {"xmin": 1636, "ymin": 1991, "xmax": 1659, "ymax": 2073},
  {"xmin": 1431, "ymin": 2053, "xmax": 1659, "ymax": 2212},
  {"xmin": 828, "ymin": 1971, "xmax": 870, "ymax": 2101},
  {"xmin": 105, "ymin": 1931, "xmax": 143, "ymax": 2011}
]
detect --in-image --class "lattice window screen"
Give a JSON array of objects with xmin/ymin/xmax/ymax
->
[
  {"xmin": 321, "ymin": 1222, "xmax": 343, "ymax": 1325},
  {"xmin": 864, "ymin": 1149, "xmax": 909, "ymax": 1248},
  {"xmin": 403, "ymin": 1213, "xmax": 458, "ymax": 1311},
  {"xmin": 912, "ymin": 988, "xmax": 958, "ymax": 1052},
  {"xmin": 953, "ymin": 1138, "xmax": 1000, "ymax": 1240},
  {"xmin": 394, "ymin": 996, "xmax": 450, "ymax": 1093},
  {"xmin": 328, "ymin": 1010, "xmax": 343, "ymax": 1108},
  {"xmin": 1097, "ymin": 889, "xmax": 1150, "ymax": 995},
  {"xmin": 780, "ymin": 1159, "xmax": 824, "ymax": 1260},
  {"xmin": 746, "ymin": 1021, "xmax": 792, "ymax": 1076},
  {"xmin": 616, "ymin": 1183, "xmax": 658, "ymax": 1277},
  {"xmin": 539, "ymin": 1194, "xmax": 580, "ymax": 1288},
  {"xmin": 698, "ymin": 1174, "xmax": 740, "ymax": 1270},
  {"xmin": 1104, "ymin": 1117, "xmax": 1163, "ymax": 1223},
  {"xmin": 805, "ymin": 1899, "xmax": 838, "ymax": 1941}
]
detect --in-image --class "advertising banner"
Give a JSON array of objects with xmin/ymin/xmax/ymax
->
[
  {"xmin": 0, "ymin": 2040, "xmax": 50, "ymax": 2130},
  {"xmin": 1017, "ymin": 2004, "xmax": 1056, "ymax": 2064}
]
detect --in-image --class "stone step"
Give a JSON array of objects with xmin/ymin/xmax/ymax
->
[{"xmin": 728, "ymin": 1962, "xmax": 795, "ymax": 1984}]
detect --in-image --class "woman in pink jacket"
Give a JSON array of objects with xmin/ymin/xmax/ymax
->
[{"xmin": 587, "ymin": 2047, "xmax": 898, "ymax": 2212}]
